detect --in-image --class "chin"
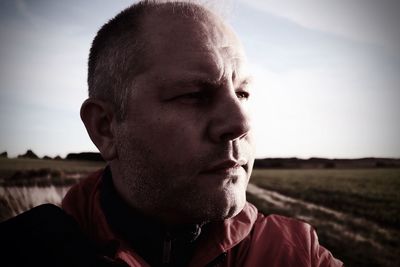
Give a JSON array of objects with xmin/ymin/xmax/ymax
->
[
  {"xmin": 182, "ymin": 201, "xmax": 246, "ymax": 224},
  {"xmin": 178, "ymin": 180, "xmax": 248, "ymax": 223},
  {"xmin": 211, "ymin": 190, "xmax": 247, "ymax": 221},
  {"xmin": 226, "ymin": 181, "xmax": 247, "ymax": 216},
  {"xmin": 225, "ymin": 197, "xmax": 246, "ymax": 219}
]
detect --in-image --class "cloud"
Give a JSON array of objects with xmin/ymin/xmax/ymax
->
[{"xmin": 239, "ymin": 0, "xmax": 400, "ymax": 56}]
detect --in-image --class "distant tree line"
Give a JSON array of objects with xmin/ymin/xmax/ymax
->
[
  {"xmin": 253, "ymin": 157, "xmax": 400, "ymax": 169},
  {"xmin": 0, "ymin": 150, "xmax": 103, "ymax": 162},
  {"xmin": 2, "ymin": 150, "xmax": 399, "ymax": 167}
]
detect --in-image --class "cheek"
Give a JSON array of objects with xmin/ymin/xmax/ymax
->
[
  {"xmin": 121, "ymin": 102, "xmax": 209, "ymax": 162},
  {"xmin": 147, "ymin": 114, "xmax": 205, "ymax": 151}
]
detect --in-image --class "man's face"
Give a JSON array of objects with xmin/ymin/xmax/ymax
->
[{"xmin": 112, "ymin": 10, "xmax": 255, "ymax": 224}]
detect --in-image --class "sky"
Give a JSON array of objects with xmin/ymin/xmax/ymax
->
[{"xmin": 0, "ymin": 0, "xmax": 399, "ymax": 159}]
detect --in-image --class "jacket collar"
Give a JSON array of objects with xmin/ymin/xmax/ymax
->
[{"xmin": 62, "ymin": 168, "xmax": 258, "ymax": 266}]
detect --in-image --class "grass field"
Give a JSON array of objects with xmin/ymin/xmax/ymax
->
[
  {"xmin": 1, "ymin": 158, "xmax": 399, "ymax": 266},
  {"xmin": 0, "ymin": 157, "xmax": 105, "ymax": 179},
  {"xmin": 248, "ymin": 168, "xmax": 400, "ymax": 267},
  {"xmin": 0, "ymin": 158, "xmax": 105, "ymax": 221}
]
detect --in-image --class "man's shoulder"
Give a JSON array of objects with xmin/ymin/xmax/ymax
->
[
  {"xmin": 243, "ymin": 202, "xmax": 314, "ymax": 235},
  {"xmin": 255, "ymin": 213, "xmax": 314, "ymax": 232},
  {"xmin": 0, "ymin": 204, "xmax": 80, "ymax": 241},
  {"xmin": 0, "ymin": 204, "xmax": 117, "ymax": 267},
  {"xmin": 251, "ymin": 212, "xmax": 317, "ymax": 247},
  {"xmin": 239, "ymin": 203, "xmax": 316, "ymax": 249},
  {"xmin": 242, "ymin": 211, "xmax": 343, "ymax": 267}
]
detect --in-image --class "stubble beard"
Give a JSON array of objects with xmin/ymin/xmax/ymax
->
[{"xmin": 114, "ymin": 137, "xmax": 250, "ymax": 224}]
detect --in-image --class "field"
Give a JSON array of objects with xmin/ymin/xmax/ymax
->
[
  {"xmin": 0, "ymin": 158, "xmax": 399, "ymax": 266},
  {"xmin": 248, "ymin": 168, "xmax": 400, "ymax": 267},
  {"xmin": 0, "ymin": 157, "xmax": 104, "ymax": 179},
  {"xmin": 0, "ymin": 158, "xmax": 104, "ymax": 220}
]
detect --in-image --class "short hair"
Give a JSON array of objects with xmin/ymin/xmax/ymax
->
[{"xmin": 87, "ymin": 0, "xmax": 209, "ymax": 121}]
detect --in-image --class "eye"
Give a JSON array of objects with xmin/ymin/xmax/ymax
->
[
  {"xmin": 182, "ymin": 92, "xmax": 204, "ymax": 99},
  {"xmin": 175, "ymin": 91, "xmax": 209, "ymax": 104},
  {"xmin": 236, "ymin": 91, "xmax": 250, "ymax": 100}
]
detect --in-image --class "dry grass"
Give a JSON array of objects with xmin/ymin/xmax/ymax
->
[
  {"xmin": 0, "ymin": 158, "xmax": 104, "ymax": 221},
  {"xmin": 248, "ymin": 168, "xmax": 400, "ymax": 267}
]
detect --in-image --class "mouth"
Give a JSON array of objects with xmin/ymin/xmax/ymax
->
[{"xmin": 200, "ymin": 159, "xmax": 248, "ymax": 176}]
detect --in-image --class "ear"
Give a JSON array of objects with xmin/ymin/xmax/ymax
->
[{"xmin": 80, "ymin": 98, "xmax": 117, "ymax": 161}]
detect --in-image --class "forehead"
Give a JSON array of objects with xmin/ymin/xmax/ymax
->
[{"xmin": 139, "ymin": 7, "xmax": 247, "ymax": 80}]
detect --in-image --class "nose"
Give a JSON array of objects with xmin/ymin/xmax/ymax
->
[{"xmin": 208, "ymin": 92, "xmax": 251, "ymax": 143}]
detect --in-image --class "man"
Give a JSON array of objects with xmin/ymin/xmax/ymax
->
[{"xmin": 0, "ymin": 1, "xmax": 343, "ymax": 266}]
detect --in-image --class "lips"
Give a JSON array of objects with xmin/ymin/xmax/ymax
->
[{"xmin": 200, "ymin": 159, "xmax": 247, "ymax": 175}]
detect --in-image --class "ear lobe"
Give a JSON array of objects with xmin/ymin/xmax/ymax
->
[{"xmin": 80, "ymin": 98, "xmax": 117, "ymax": 161}]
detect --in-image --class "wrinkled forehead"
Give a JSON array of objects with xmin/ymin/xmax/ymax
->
[{"xmin": 140, "ymin": 6, "xmax": 246, "ymax": 67}]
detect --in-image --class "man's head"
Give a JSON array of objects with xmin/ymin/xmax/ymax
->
[{"xmin": 81, "ymin": 0, "xmax": 255, "ymax": 224}]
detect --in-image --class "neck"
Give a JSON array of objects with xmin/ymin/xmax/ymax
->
[{"xmin": 100, "ymin": 167, "xmax": 203, "ymax": 266}]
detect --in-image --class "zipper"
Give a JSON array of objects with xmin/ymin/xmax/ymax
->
[{"xmin": 162, "ymin": 232, "xmax": 172, "ymax": 265}]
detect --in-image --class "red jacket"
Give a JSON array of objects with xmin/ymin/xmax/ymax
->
[{"xmin": 62, "ymin": 170, "xmax": 343, "ymax": 267}]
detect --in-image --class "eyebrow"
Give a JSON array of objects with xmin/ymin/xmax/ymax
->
[
  {"xmin": 163, "ymin": 76, "xmax": 253, "ymax": 90},
  {"xmin": 164, "ymin": 77, "xmax": 219, "ymax": 87}
]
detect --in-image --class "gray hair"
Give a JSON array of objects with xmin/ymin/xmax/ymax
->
[{"xmin": 87, "ymin": 0, "xmax": 213, "ymax": 121}]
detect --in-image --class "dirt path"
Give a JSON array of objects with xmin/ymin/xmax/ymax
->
[{"xmin": 246, "ymin": 183, "xmax": 396, "ymax": 252}]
